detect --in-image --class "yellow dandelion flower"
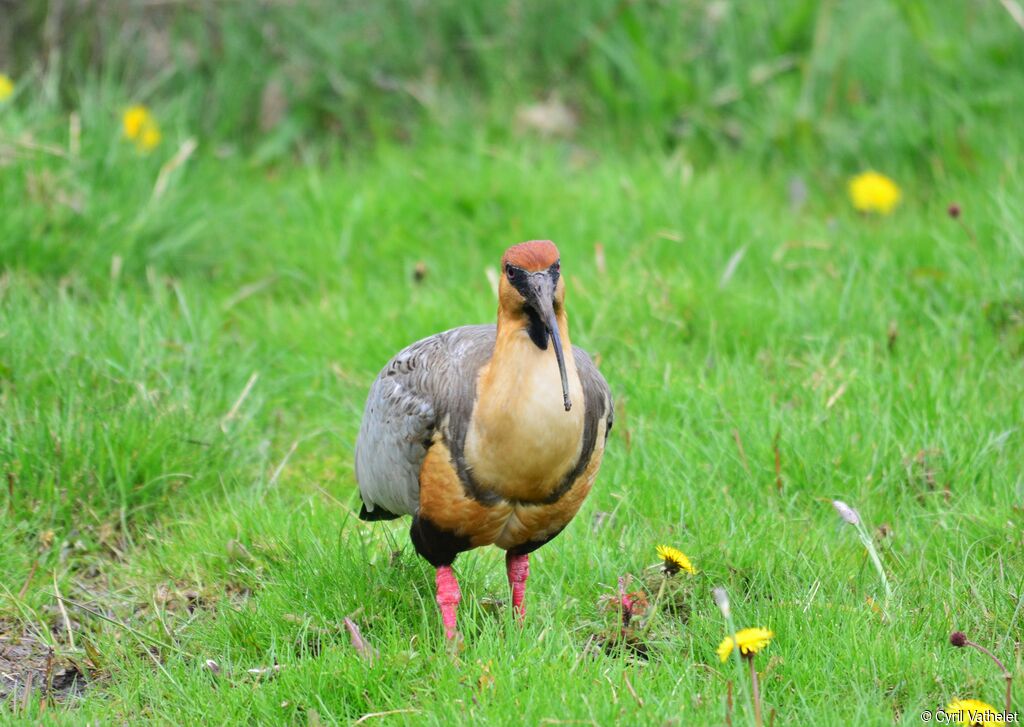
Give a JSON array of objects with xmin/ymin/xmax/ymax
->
[
  {"xmin": 945, "ymin": 700, "xmax": 1000, "ymax": 726},
  {"xmin": 848, "ymin": 171, "xmax": 901, "ymax": 215},
  {"xmin": 139, "ymin": 125, "xmax": 162, "ymax": 151},
  {"xmin": 123, "ymin": 105, "xmax": 152, "ymax": 140},
  {"xmin": 717, "ymin": 627, "xmax": 774, "ymax": 662},
  {"xmin": 123, "ymin": 104, "xmax": 161, "ymax": 153},
  {"xmin": 0, "ymin": 73, "xmax": 14, "ymax": 103},
  {"xmin": 656, "ymin": 545, "xmax": 696, "ymax": 575}
]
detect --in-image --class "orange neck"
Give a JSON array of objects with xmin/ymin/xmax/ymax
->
[
  {"xmin": 463, "ymin": 305, "xmax": 584, "ymax": 500},
  {"xmin": 494, "ymin": 303, "xmax": 571, "ymax": 358}
]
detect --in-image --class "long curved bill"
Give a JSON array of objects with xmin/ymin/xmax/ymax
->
[
  {"xmin": 526, "ymin": 271, "xmax": 572, "ymax": 412},
  {"xmin": 544, "ymin": 310, "xmax": 571, "ymax": 412}
]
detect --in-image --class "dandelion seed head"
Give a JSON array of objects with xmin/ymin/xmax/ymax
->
[
  {"xmin": 832, "ymin": 500, "xmax": 860, "ymax": 525},
  {"xmin": 712, "ymin": 587, "xmax": 731, "ymax": 619}
]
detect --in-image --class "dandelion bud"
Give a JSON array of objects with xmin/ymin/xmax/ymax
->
[
  {"xmin": 947, "ymin": 204, "xmax": 961, "ymax": 219},
  {"xmin": 832, "ymin": 500, "xmax": 860, "ymax": 525},
  {"xmin": 712, "ymin": 586, "xmax": 731, "ymax": 619},
  {"xmin": 949, "ymin": 631, "xmax": 968, "ymax": 647}
]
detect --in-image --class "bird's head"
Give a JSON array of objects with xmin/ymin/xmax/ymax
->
[{"xmin": 498, "ymin": 240, "xmax": 572, "ymax": 411}]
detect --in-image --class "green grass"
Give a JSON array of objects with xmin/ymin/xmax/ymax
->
[
  {"xmin": 2, "ymin": 1, "xmax": 1024, "ymax": 722},
  {"xmin": 4, "ymin": 0, "xmax": 1023, "ymax": 164},
  {"xmin": 2, "ymin": 135, "xmax": 1022, "ymax": 723}
]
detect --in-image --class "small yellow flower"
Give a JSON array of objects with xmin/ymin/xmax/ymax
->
[
  {"xmin": 848, "ymin": 171, "xmax": 901, "ymax": 215},
  {"xmin": 123, "ymin": 105, "xmax": 151, "ymax": 139},
  {"xmin": 122, "ymin": 104, "xmax": 161, "ymax": 153},
  {"xmin": 717, "ymin": 627, "xmax": 774, "ymax": 662},
  {"xmin": 656, "ymin": 545, "xmax": 696, "ymax": 575},
  {"xmin": 945, "ymin": 700, "xmax": 1000, "ymax": 725},
  {"xmin": 0, "ymin": 73, "xmax": 14, "ymax": 103},
  {"xmin": 139, "ymin": 125, "xmax": 162, "ymax": 151}
]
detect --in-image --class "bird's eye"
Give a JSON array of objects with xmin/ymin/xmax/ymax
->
[{"xmin": 505, "ymin": 264, "xmax": 515, "ymax": 280}]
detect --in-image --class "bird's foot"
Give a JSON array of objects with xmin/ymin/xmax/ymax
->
[
  {"xmin": 506, "ymin": 552, "xmax": 529, "ymax": 620},
  {"xmin": 435, "ymin": 565, "xmax": 462, "ymax": 641}
]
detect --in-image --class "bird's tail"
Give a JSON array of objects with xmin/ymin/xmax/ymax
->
[{"xmin": 358, "ymin": 501, "xmax": 401, "ymax": 521}]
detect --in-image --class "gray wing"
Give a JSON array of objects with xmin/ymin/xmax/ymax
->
[
  {"xmin": 573, "ymin": 345, "xmax": 614, "ymax": 460},
  {"xmin": 355, "ymin": 324, "xmax": 496, "ymax": 517}
]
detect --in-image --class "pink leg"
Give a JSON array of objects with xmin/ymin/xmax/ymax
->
[
  {"xmin": 435, "ymin": 565, "xmax": 461, "ymax": 640},
  {"xmin": 506, "ymin": 552, "xmax": 529, "ymax": 618}
]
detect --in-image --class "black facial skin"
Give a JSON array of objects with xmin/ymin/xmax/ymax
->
[{"xmin": 505, "ymin": 261, "xmax": 572, "ymax": 412}]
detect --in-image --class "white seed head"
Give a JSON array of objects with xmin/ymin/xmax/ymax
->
[
  {"xmin": 712, "ymin": 586, "xmax": 731, "ymax": 618},
  {"xmin": 832, "ymin": 500, "xmax": 861, "ymax": 525}
]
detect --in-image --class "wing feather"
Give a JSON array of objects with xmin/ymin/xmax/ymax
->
[
  {"xmin": 574, "ymin": 347, "xmax": 613, "ymax": 432},
  {"xmin": 355, "ymin": 325, "xmax": 496, "ymax": 517}
]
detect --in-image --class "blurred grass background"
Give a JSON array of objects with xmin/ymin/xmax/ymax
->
[
  {"xmin": 3, "ymin": 0, "xmax": 1022, "ymax": 165},
  {"xmin": 2, "ymin": 1, "xmax": 1024, "ymax": 724}
]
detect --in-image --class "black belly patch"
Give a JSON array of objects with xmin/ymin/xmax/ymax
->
[
  {"xmin": 506, "ymin": 526, "xmax": 566, "ymax": 556},
  {"xmin": 410, "ymin": 515, "xmax": 473, "ymax": 567}
]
